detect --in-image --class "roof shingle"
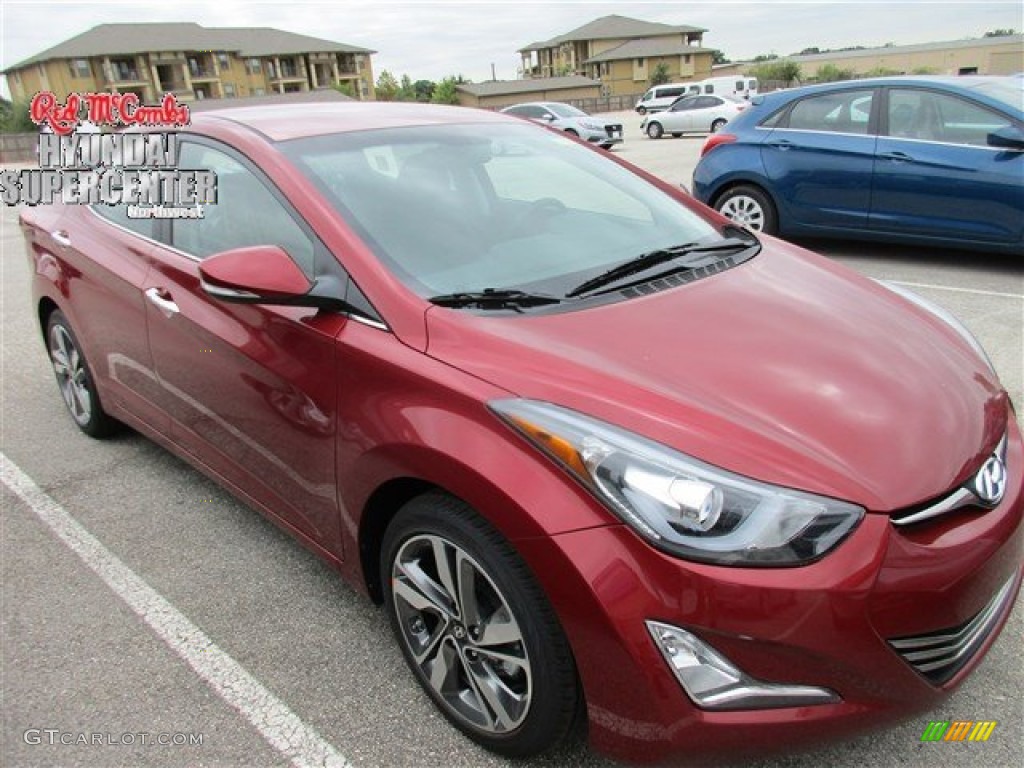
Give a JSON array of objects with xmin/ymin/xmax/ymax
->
[{"xmin": 4, "ymin": 22, "xmax": 374, "ymax": 72}]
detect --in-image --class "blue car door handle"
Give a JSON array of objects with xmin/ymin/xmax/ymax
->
[
  {"xmin": 767, "ymin": 139, "xmax": 793, "ymax": 150},
  {"xmin": 879, "ymin": 151, "xmax": 912, "ymax": 163}
]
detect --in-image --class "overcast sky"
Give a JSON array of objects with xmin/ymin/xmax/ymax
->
[{"xmin": 2, "ymin": 0, "xmax": 1021, "ymax": 97}]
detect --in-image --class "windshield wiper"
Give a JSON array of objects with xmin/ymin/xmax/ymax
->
[
  {"xmin": 566, "ymin": 237, "xmax": 758, "ymax": 298},
  {"xmin": 429, "ymin": 288, "xmax": 563, "ymax": 310}
]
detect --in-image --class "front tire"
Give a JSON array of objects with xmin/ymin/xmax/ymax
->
[
  {"xmin": 46, "ymin": 310, "xmax": 119, "ymax": 437},
  {"xmin": 711, "ymin": 118, "xmax": 728, "ymax": 132},
  {"xmin": 646, "ymin": 121, "xmax": 664, "ymax": 139},
  {"xmin": 714, "ymin": 184, "xmax": 778, "ymax": 235},
  {"xmin": 636, "ymin": 106, "xmax": 647, "ymax": 115},
  {"xmin": 381, "ymin": 493, "xmax": 579, "ymax": 758}
]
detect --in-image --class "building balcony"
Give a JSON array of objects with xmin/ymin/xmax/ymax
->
[
  {"xmin": 106, "ymin": 71, "xmax": 148, "ymax": 86},
  {"xmin": 189, "ymin": 68, "xmax": 220, "ymax": 82}
]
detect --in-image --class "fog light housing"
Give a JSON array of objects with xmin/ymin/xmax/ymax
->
[{"xmin": 646, "ymin": 621, "xmax": 840, "ymax": 710}]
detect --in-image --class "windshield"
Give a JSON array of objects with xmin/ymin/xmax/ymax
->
[
  {"xmin": 280, "ymin": 123, "xmax": 722, "ymax": 299},
  {"xmin": 546, "ymin": 103, "xmax": 587, "ymax": 118}
]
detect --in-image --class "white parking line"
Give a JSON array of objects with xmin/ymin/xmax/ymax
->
[
  {"xmin": 0, "ymin": 452, "xmax": 353, "ymax": 768},
  {"xmin": 889, "ymin": 280, "xmax": 1024, "ymax": 300}
]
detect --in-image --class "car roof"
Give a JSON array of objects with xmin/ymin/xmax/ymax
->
[
  {"xmin": 745, "ymin": 75, "xmax": 1023, "ymax": 118},
  {"xmin": 768, "ymin": 75, "xmax": 1021, "ymax": 98},
  {"xmin": 190, "ymin": 102, "xmax": 512, "ymax": 142}
]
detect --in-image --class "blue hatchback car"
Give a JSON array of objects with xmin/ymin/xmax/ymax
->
[{"xmin": 692, "ymin": 77, "xmax": 1024, "ymax": 254}]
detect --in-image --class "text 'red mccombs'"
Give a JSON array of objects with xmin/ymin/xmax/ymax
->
[{"xmin": 30, "ymin": 92, "xmax": 191, "ymax": 135}]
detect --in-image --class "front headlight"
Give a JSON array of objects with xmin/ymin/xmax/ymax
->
[
  {"xmin": 578, "ymin": 120, "xmax": 603, "ymax": 131},
  {"xmin": 879, "ymin": 280, "xmax": 996, "ymax": 375},
  {"xmin": 491, "ymin": 400, "xmax": 863, "ymax": 566}
]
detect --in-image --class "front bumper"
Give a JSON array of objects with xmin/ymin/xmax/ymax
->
[
  {"xmin": 516, "ymin": 418, "xmax": 1024, "ymax": 763},
  {"xmin": 583, "ymin": 125, "xmax": 624, "ymax": 147}
]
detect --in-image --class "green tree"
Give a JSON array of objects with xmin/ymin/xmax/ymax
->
[
  {"xmin": 332, "ymin": 81, "xmax": 355, "ymax": 98},
  {"xmin": 752, "ymin": 53, "xmax": 778, "ymax": 63},
  {"xmin": 413, "ymin": 79, "xmax": 435, "ymax": 102},
  {"xmin": 375, "ymin": 70, "xmax": 400, "ymax": 101},
  {"xmin": 0, "ymin": 99, "xmax": 36, "ymax": 133},
  {"xmin": 711, "ymin": 49, "xmax": 730, "ymax": 65},
  {"xmin": 865, "ymin": 66, "xmax": 901, "ymax": 77},
  {"xmin": 397, "ymin": 74, "xmax": 416, "ymax": 101},
  {"xmin": 649, "ymin": 62, "xmax": 671, "ymax": 86},
  {"xmin": 751, "ymin": 59, "xmax": 802, "ymax": 86},
  {"xmin": 911, "ymin": 66, "xmax": 937, "ymax": 75},
  {"xmin": 984, "ymin": 28, "xmax": 1016, "ymax": 37},
  {"xmin": 431, "ymin": 76, "xmax": 463, "ymax": 105},
  {"xmin": 814, "ymin": 63, "xmax": 856, "ymax": 82}
]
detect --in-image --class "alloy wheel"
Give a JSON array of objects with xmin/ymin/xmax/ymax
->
[
  {"xmin": 49, "ymin": 323, "xmax": 92, "ymax": 426},
  {"xmin": 390, "ymin": 533, "xmax": 533, "ymax": 734}
]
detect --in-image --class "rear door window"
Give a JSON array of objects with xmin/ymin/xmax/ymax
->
[{"xmin": 784, "ymin": 90, "xmax": 875, "ymax": 134}]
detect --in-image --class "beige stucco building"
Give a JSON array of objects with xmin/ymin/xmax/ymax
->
[
  {"xmin": 713, "ymin": 34, "xmax": 1024, "ymax": 80},
  {"xmin": 3, "ymin": 22, "xmax": 376, "ymax": 104},
  {"xmin": 456, "ymin": 76, "xmax": 602, "ymax": 109},
  {"xmin": 519, "ymin": 15, "xmax": 715, "ymax": 97}
]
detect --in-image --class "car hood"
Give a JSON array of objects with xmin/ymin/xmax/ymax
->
[{"xmin": 424, "ymin": 240, "xmax": 1007, "ymax": 512}]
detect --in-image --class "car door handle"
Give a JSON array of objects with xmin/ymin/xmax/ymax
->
[
  {"xmin": 145, "ymin": 287, "xmax": 179, "ymax": 318},
  {"xmin": 879, "ymin": 151, "xmax": 913, "ymax": 163},
  {"xmin": 767, "ymin": 139, "xmax": 793, "ymax": 150},
  {"xmin": 50, "ymin": 229, "xmax": 72, "ymax": 247}
]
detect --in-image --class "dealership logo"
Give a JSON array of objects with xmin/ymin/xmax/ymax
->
[
  {"xmin": 972, "ymin": 455, "xmax": 1007, "ymax": 506},
  {"xmin": 920, "ymin": 720, "xmax": 997, "ymax": 742},
  {"xmin": 0, "ymin": 91, "xmax": 214, "ymax": 218}
]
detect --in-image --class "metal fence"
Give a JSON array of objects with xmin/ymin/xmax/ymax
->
[
  {"xmin": 0, "ymin": 133, "xmax": 38, "ymax": 164},
  {"xmin": 563, "ymin": 94, "xmax": 641, "ymax": 114}
]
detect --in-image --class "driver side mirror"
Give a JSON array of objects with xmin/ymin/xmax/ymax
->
[
  {"xmin": 987, "ymin": 125, "xmax": 1024, "ymax": 151},
  {"xmin": 539, "ymin": 113, "xmax": 556, "ymax": 122},
  {"xmin": 199, "ymin": 245, "xmax": 315, "ymax": 305}
]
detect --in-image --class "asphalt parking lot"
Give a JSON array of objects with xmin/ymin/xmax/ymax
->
[{"xmin": 1, "ymin": 113, "xmax": 1022, "ymax": 768}]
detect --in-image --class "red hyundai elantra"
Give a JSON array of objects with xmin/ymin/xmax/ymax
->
[{"xmin": 20, "ymin": 103, "xmax": 1021, "ymax": 763}]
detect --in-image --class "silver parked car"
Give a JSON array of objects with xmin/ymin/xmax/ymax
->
[
  {"xmin": 501, "ymin": 101, "xmax": 623, "ymax": 148},
  {"xmin": 641, "ymin": 95, "xmax": 747, "ymax": 139}
]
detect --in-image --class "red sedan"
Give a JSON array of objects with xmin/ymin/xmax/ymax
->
[{"xmin": 20, "ymin": 103, "xmax": 1021, "ymax": 763}]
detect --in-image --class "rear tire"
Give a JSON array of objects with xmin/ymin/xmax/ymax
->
[
  {"xmin": 714, "ymin": 185, "xmax": 778, "ymax": 235},
  {"xmin": 381, "ymin": 493, "xmax": 580, "ymax": 758},
  {"xmin": 637, "ymin": 106, "xmax": 647, "ymax": 115},
  {"xmin": 45, "ymin": 310, "xmax": 119, "ymax": 438},
  {"xmin": 564, "ymin": 128, "xmax": 578, "ymax": 137},
  {"xmin": 646, "ymin": 122, "xmax": 664, "ymax": 139},
  {"xmin": 711, "ymin": 118, "xmax": 727, "ymax": 133}
]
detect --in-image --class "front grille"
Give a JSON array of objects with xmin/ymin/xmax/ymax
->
[
  {"xmin": 891, "ymin": 433, "xmax": 1008, "ymax": 527},
  {"xmin": 888, "ymin": 575, "xmax": 1017, "ymax": 685},
  {"xmin": 605, "ymin": 124, "xmax": 623, "ymax": 136}
]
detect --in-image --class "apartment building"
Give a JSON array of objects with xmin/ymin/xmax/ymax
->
[
  {"xmin": 3, "ymin": 22, "xmax": 376, "ymax": 104},
  {"xmin": 519, "ymin": 14, "xmax": 714, "ymax": 97}
]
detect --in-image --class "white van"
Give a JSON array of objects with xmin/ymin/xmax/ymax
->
[
  {"xmin": 692, "ymin": 76, "xmax": 759, "ymax": 100},
  {"xmin": 635, "ymin": 83, "xmax": 693, "ymax": 114},
  {"xmin": 636, "ymin": 78, "xmax": 758, "ymax": 113}
]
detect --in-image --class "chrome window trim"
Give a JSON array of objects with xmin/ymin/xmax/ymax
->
[
  {"xmin": 755, "ymin": 123, "xmax": 1017, "ymax": 152},
  {"xmin": 87, "ymin": 204, "xmax": 392, "ymax": 333},
  {"xmin": 86, "ymin": 204, "xmax": 170, "ymax": 252}
]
